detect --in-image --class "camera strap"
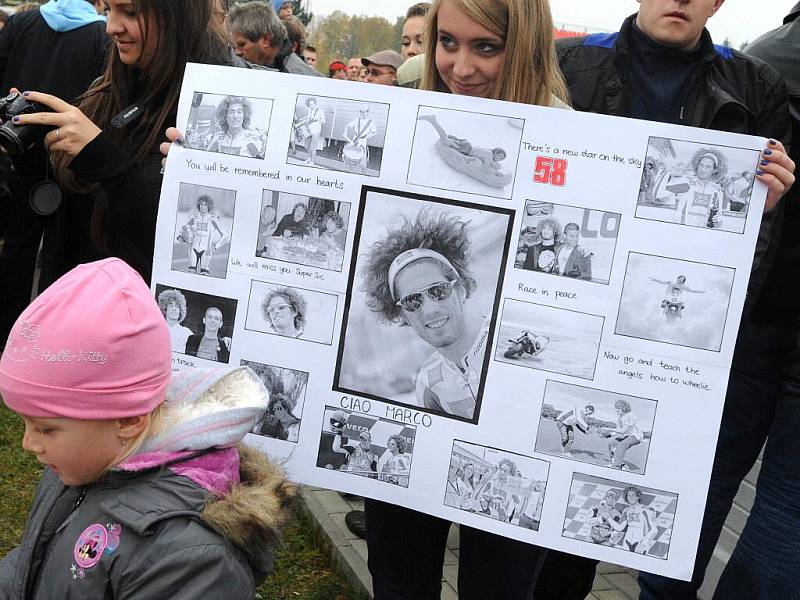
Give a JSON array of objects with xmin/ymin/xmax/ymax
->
[{"xmin": 111, "ymin": 103, "xmax": 144, "ymax": 129}]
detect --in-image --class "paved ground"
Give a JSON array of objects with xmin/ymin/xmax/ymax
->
[{"xmin": 300, "ymin": 486, "xmax": 642, "ymax": 600}]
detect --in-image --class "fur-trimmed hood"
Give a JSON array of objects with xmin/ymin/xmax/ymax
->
[{"xmin": 202, "ymin": 444, "xmax": 297, "ymax": 579}]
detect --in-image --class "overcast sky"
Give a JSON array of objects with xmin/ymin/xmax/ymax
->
[{"xmin": 307, "ymin": 0, "xmax": 794, "ymax": 48}]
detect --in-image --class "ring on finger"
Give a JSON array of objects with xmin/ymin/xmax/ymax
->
[{"xmin": 55, "ymin": 129, "xmax": 60, "ymax": 142}]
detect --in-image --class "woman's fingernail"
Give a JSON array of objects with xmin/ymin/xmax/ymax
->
[
  {"xmin": 769, "ymin": 139, "xmax": 777, "ymax": 145},
  {"xmin": 175, "ymin": 136, "xmax": 184, "ymax": 146},
  {"xmin": 21, "ymin": 91, "xmax": 30, "ymax": 97},
  {"xmin": 756, "ymin": 169, "xmax": 766, "ymax": 176},
  {"xmin": 11, "ymin": 116, "xmax": 19, "ymax": 123},
  {"xmin": 764, "ymin": 149, "xmax": 773, "ymax": 155},
  {"xmin": 761, "ymin": 159, "xmax": 769, "ymax": 166}
]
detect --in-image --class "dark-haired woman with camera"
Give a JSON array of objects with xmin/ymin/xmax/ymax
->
[{"xmin": 12, "ymin": 0, "xmax": 244, "ymax": 289}]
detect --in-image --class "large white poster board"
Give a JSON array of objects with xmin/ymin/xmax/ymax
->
[{"xmin": 154, "ymin": 64, "xmax": 767, "ymax": 580}]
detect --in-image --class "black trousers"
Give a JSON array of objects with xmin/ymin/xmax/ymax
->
[{"xmin": 364, "ymin": 498, "xmax": 548, "ymax": 600}]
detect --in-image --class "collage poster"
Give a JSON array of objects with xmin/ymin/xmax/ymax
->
[{"xmin": 153, "ymin": 64, "xmax": 767, "ymax": 580}]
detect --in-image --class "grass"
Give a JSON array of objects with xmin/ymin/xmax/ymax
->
[{"xmin": 0, "ymin": 404, "xmax": 367, "ymax": 600}]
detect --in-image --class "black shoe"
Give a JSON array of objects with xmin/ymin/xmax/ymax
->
[{"xmin": 345, "ymin": 510, "xmax": 367, "ymax": 539}]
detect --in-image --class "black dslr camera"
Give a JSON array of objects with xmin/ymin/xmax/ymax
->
[{"xmin": 0, "ymin": 92, "xmax": 54, "ymax": 154}]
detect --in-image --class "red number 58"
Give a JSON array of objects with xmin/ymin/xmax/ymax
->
[{"xmin": 533, "ymin": 156, "xmax": 568, "ymax": 187}]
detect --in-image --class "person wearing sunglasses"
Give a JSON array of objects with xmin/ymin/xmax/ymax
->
[
  {"xmin": 361, "ymin": 50, "xmax": 403, "ymax": 86},
  {"xmin": 363, "ymin": 211, "xmax": 487, "ymax": 422},
  {"xmin": 261, "ymin": 287, "xmax": 306, "ymax": 338}
]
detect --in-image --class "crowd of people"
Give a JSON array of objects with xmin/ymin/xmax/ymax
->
[{"xmin": 0, "ymin": 0, "xmax": 798, "ymax": 599}]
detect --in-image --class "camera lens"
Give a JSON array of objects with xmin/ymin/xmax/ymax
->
[{"xmin": 0, "ymin": 125, "xmax": 26, "ymax": 154}]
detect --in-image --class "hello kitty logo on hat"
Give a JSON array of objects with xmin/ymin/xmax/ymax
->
[
  {"xmin": 4, "ymin": 320, "xmax": 108, "ymax": 365},
  {"xmin": 3, "ymin": 321, "xmax": 41, "ymax": 363}
]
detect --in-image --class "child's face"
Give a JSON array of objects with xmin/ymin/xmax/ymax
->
[{"xmin": 20, "ymin": 415, "xmax": 123, "ymax": 486}]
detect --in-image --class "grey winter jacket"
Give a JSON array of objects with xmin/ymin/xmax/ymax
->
[{"xmin": 0, "ymin": 446, "xmax": 293, "ymax": 600}]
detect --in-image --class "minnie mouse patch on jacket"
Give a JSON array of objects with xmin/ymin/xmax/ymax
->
[{"xmin": 70, "ymin": 523, "xmax": 121, "ymax": 579}]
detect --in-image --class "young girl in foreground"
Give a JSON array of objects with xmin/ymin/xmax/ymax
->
[
  {"xmin": 363, "ymin": 1, "xmax": 568, "ymax": 598},
  {"xmin": 0, "ymin": 258, "xmax": 295, "ymax": 599}
]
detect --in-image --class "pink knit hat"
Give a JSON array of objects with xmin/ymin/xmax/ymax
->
[{"xmin": 0, "ymin": 258, "xmax": 172, "ymax": 419}]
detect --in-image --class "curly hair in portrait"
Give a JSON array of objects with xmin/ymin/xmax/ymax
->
[
  {"xmin": 689, "ymin": 147, "xmax": 727, "ymax": 181},
  {"xmin": 321, "ymin": 210, "xmax": 344, "ymax": 231},
  {"xmin": 267, "ymin": 393, "xmax": 298, "ymax": 417},
  {"xmin": 305, "ymin": 96, "xmax": 318, "ymax": 108},
  {"xmin": 196, "ymin": 194, "xmax": 215, "ymax": 212},
  {"xmin": 361, "ymin": 211, "xmax": 477, "ymax": 325},
  {"xmin": 216, "ymin": 96, "xmax": 254, "ymax": 132},
  {"xmin": 535, "ymin": 216, "xmax": 564, "ymax": 245},
  {"xmin": 614, "ymin": 398, "xmax": 632, "ymax": 414},
  {"xmin": 496, "ymin": 458, "xmax": 518, "ymax": 476},
  {"xmin": 157, "ymin": 289, "xmax": 188, "ymax": 322},
  {"xmin": 623, "ymin": 485, "xmax": 642, "ymax": 503},
  {"xmin": 261, "ymin": 287, "xmax": 307, "ymax": 331},
  {"xmin": 386, "ymin": 434, "xmax": 408, "ymax": 454}
]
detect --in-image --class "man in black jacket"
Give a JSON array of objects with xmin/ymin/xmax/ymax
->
[
  {"xmin": 0, "ymin": 0, "xmax": 108, "ymax": 350},
  {"xmin": 542, "ymin": 2, "xmax": 796, "ymax": 600}
]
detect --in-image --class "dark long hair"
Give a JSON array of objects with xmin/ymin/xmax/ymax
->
[{"xmin": 55, "ymin": 0, "xmax": 231, "ymax": 186}]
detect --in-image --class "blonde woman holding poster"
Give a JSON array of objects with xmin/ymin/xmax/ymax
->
[{"xmin": 361, "ymin": 0, "xmax": 570, "ymax": 598}]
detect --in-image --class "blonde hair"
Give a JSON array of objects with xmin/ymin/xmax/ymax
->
[
  {"xmin": 420, "ymin": 0, "xmax": 569, "ymax": 107},
  {"xmin": 109, "ymin": 403, "xmax": 167, "ymax": 468}
]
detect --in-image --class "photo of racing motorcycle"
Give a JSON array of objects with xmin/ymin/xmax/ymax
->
[
  {"xmin": 494, "ymin": 299, "xmax": 604, "ymax": 380},
  {"xmin": 502, "ymin": 330, "xmax": 549, "ymax": 359}
]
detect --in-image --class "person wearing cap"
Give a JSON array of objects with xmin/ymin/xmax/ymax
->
[
  {"xmin": 342, "ymin": 104, "xmax": 377, "ymax": 174},
  {"xmin": 362, "ymin": 50, "xmax": 403, "ymax": 85},
  {"xmin": 328, "ymin": 60, "xmax": 349, "ymax": 79},
  {"xmin": 0, "ymin": 258, "xmax": 295, "ymax": 599},
  {"xmin": 332, "ymin": 428, "xmax": 378, "ymax": 479},
  {"xmin": 272, "ymin": 0, "xmax": 293, "ymax": 20}
]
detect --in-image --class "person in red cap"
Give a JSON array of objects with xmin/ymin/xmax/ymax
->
[
  {"xmin": 0, "ymin": 258, "xmax": 295, "ymax": 599},
  {"xmin": 328, "ymin": 60, "xmax": 349, "ymax": 79}
]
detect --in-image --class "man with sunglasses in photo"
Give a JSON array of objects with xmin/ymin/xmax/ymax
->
[
  {"xmin": 361, "ymin": 50, "xmax": 403, "ymax": 86},
  {"xmin": 358, "ymin": 210, "xmax": 546, "ymax": 600},
  {"xmin": 375, "ymin": 225, "xmax": 487, "ymax": 420}
]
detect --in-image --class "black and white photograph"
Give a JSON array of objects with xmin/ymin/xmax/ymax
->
[
  {"xmin": 171, "ymin": 182, "xmax": 235, "ymax": 279},
  {"xmin": 562, "ymin": 473, "xmax": 678, "ymax": 560},
  {"xmin": 182, "ymin": 92, "xmax": 272, "ymax": 159},
  {"xmin": 335, "ymin": 187, "xmax": 514, "ymax": 423},
  {"xmin": 534, "ymin": 381, "xmax": 657, "ymax": 474},
  {"xmin": 154, "ymin": 284, "xmax": 237, "ymax": 363},
  {"xmin": 256, "ymin": 189, "xmax": 350, "ymax": 272},
  {"xmin": 615, "ymin": 252, "xmax": 735, "ymax": 352},
  {"xmin": 515, "ymin": 201, "xmax": 621, "ymax": 285},
  {"xmin": 494, "ymin": 299, "xmax": 604, "ymax": 380},
  {"xmin": 444, "ymin": 441, "xmax": 550, "ymax": 530},
  {"xmin": 316, "ymin": 406, "xmax": 417, "ymax": 487},
  {"xmin": 407, "ymin": 105, "xmax": 524, "ymax": 200},
  {"xmin": 245, "ymin": 279, "xmax": 338, "ymax": 345},
  {"xmin": 636, "ymin": 137, "xmax": 761, "ymax": 234},
  {"xmin": 241, "ymin": 359, "xmax": 308, "ymax": 443},
  {"xmin": 287, "ymin": 94, "xmax": 389, "ymax": 176}
]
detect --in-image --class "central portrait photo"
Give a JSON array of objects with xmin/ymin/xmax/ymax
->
[{"xmin": 335, "ymin": 187, "xmax": 514, "ymax": 424}]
